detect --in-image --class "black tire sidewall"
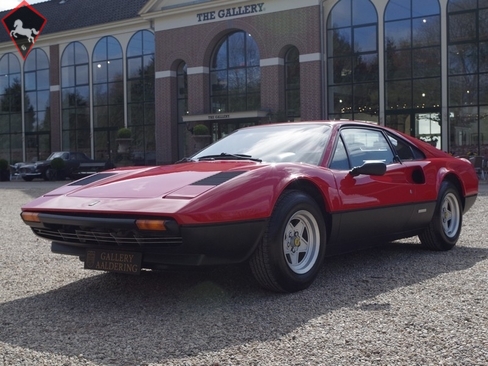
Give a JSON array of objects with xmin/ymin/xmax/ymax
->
[
  {"xmin": 434, "ymin": 182, "xmax": 462, "ymax": 247},
  {"xmin": 265, "ymin": 191, "xmax": 326, "ymax": 292}
]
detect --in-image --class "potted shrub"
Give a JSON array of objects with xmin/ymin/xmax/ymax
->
[
  {"xmin": 192, "ymin": 124, "xmax": 211, "ymax": 151},
  {"xmin": 116, "ymin": 127, "xmax": 132, "ymax": 153},
  {"xmin": 0, "ymin": 158, "xmax": 10, "ymax": 181},
  {"xmin": 46, "ymin": 157, "xmax": 66, "ymax": 180}
]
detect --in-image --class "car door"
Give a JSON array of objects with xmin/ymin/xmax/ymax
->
[{"xmin": 328, "ymin": 127, "xmax": 421, "ymax": 248}]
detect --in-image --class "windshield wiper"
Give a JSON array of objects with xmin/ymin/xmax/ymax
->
[
  {"xmin": 175, "ymin": 157, "xmax": 196, "ymax": 164},
  {"xmin": 197, "ymin": 153, "xmax": 262, "ymax": 162}
]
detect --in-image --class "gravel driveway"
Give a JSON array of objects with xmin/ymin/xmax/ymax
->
[{"xmin": 1, "ymin": 180, "xmax": 487, "ymax": 366}]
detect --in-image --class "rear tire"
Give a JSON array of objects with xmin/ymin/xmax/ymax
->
[
  {"xmin": 249, "ymin": 190, "xmax": 326, "ymax": 292},
  {"xmin": 419, "ymin": 181, "xmax": 462, "ymax": 251}
]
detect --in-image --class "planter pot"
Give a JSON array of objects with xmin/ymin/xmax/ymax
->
[
  {"xmin": 192, "ymin": 135, "xmax": 212, "ymax": 151},
  {"xmin": 0, "ymin": 169, "xmax": 10, "ymax": 181},
  {"xmin": 116, "ymin": 138, "xmax": 132, "ymax": 153}
]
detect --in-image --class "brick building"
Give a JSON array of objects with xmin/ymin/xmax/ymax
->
[{"xmin": 0, "ymin": 0, "xmax": 487, "ymax": 166}]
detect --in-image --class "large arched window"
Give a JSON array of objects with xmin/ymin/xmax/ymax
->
[
  {"xmin": 210, "ymin": 31, "xmax": 260, "ymax": 113},
  {"xmin": 176, "ymin": 61, "xmax": 188, "ymax": 159},
  {"xmin": 127, "ymin": 30, "xmax": 155, "ymax": 165},
  {"xmin": 448, "ymin": 0, "xmax": 488, "ymax": 157},
  {"xmin": 327, "ymin": 0, "xmax": 379, "ymax": 122},
  {"xmin": 24, "ymin": 48, "xmax": 50, "ymax": 161},
  {"xmin": 61, "ymin": 41, "xmax": 90, "ymax": 155},
  {"xmin": 285, "ymin": 46, "xmax": 300, "ymax": 121},
  {"xmin": 0, "ymin": 53, "xmax": 22, "ymax": 164},
  {"xmin": 384, "ymin": 0, "xmax": 441, "ymax": 147},
  {"xmin": 92, "ymin": 36, "xmax": 124, "ymax": 161}
]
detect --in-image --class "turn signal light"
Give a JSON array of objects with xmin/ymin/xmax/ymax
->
[
  {"xmin": 21, "ymin": 212, "xmax": 41, "ymax": 223},
  {"xmin": 135, "ymin": 219, "xmax": 167, "ymax": 231}
]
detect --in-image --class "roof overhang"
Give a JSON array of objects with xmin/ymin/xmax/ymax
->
[{"xmin": 183, "ymin": 110, "xmax": 269, "ymax": 122}]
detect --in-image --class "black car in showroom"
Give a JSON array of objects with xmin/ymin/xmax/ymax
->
[{"xmin": 18, "ymin": 151, "xmax": 114, "ymax": 181}]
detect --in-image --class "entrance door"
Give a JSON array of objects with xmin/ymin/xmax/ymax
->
[{"xmin": 386, "ymin": 110, "xmax": 441, "ymax": 149}]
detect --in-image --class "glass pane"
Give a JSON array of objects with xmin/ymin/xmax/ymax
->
[
  {"xmin": 328, "ymin": 85, "xmax": 352, "ymax": 114},
  {"xmin": 329, "ymin": 28, "xmax": 352, "ymax": 56},
  {"xmin": 25, "ymin": 91, "xmax": 36, "ymax": 112},
  {"xmin": 228, "ymin": 32, "xmax": 245, "ymax": 68},
  {"xmin": 37, "ymin": 70, "xmax": 49, "ymax": 90},
  {"xmin": 352, "ymin": 0, "xmax": 376, "ymax": 25},
  {"xmin": 127, "ymin": 32, "xmax": 143, "ymax": 57},
  {"xmin": 413, "ymin": 78, "xmax": 440, "ymax": 108},
  {"xmin": 286, "ymin": 89, "xmax": 300, "ymax": 117},
  {"xmin": 76, "ymin": 86, "xmax": 90, "ymax": 107},
  {"xmin": 94, "ymin": 106, "xmax": 108, "ymax": 127},
  {"xmin": 143, "ymin": 31, "xmax": 155, "ymax": 54},
  {"xmin": 24, "ymin": 51, "xmax": 36, "ymax": 71},
  {"xmin": 412, "ymin": 0, "xmax": 439, "ymax": 17},
  {"xmin": 93, "ymin": 84, "xmax": 107, "ymax": 106},
  {"xmin": 93, "ymin": 38, "xmax": 107, "ymax": 62},
  {"xmin": 128, "ymin": 80, "xmax": 143, "ymax": 102},
  {"xmin": 210, "ymin": 70, "xmax": 227, "ymax": 95},
  {"xmin": 228, "ymin": 69, "xmax": 246, "ymax": 94},
  {"xmin": 212, "ymin": 39, "xmax": 227, "ymax": 70},
  {"xmin": 448, "ymin": 43, "xmax": 478, "ymax": 75},
  {"xmin": 449, "ymin": 74, "xmax": 478, "ymax": 106},
  {"xmin": 412, "ymin": 15, "xmax": 440, "ymax": 47},
  {"xmin": 108, "ymin": 59, "xmax": 123, "ymax": 82},
  {"xmin": 93, "ymin": 62, "xmax": 108, "ymax": 83},
  {"xmin": 413, "ymin": 47, "xmax": 441, "ymax": 78},
  {"xmin": 449, "ymin": 12, "xmax": 476, "ymax": 43},
  {"xmin": 74, "ymin": 42, "xmax": 88, "ymax": 64},
  {"xmin": 386, "ymin": 80, "xmax": 412, "ymax": 110},
  {"xmin": 247, "ymin": 67, "xmax": 260, "ymax": 93},
  {"xmin": 353, "ymin": 82, "xmax": 379, "ymax": 114},
  {"xmin": 481, "ymin": 42, "xmax": 488, "ymax": 72},
  {"xmin": 479, "ymin": 74, "xmax": 488, "ymax": 105},
  {"xmin": 246, "ymin": 36, "xmax": 260, "ymax": 66},
  {"xmin": 61, "ymin": 66, "xmax": 75, "ymax": 87},
  {"xmin": 354, "ymin": 54, "xmax": 378, "ymax": 82},
  {"xmin": 24, "ymin": 72, "xmax": 36, "ymax": 91},
  {"xmin": 480, "ymin": 10, "xmax": 488, "ymax": 40},
  {"xmin": 449, "ymin": 106, "xmax": 478, "ymax": 156},
  {"xmin": 386, "ymin": 49, "xmax": 411, "ymax": 80},
  {"xmin": 76, "ymin": 64, "xmax": 89, "ymax": 85},
  {"xmin": 107, "ymin": 37, "xmax": 122, "ymax": 59},
  {"xmin": 37, "ymin": 91, "xmax": 49, "ymax": 111},
  {"xmin": 448, "ymin": 0, "xmax": 477, "ymax": 12},
  {"xmin": 385, "ymin": 0, "xmax": 410, "ymax": 21},
  {"xmin": 127, "ymin": 57, "xmax": 142, "ymax": 79},
  {"xmin": 108, "ymin": 81, "xmax": 123, "ymax": 104},
  {"xmin": 354, "ymin": 25, "xmax": 377, "ymax": 53},
  {"xmin": 328, "ymin": 0, "xmax": 351, "ymax": 28},
  {"xmin": 109, "ymin": 105, "xmax": 124, "ymax": 127},
  {"xmin": 385, "ymin": 20, "xmax": 411, "ymax": 49}
]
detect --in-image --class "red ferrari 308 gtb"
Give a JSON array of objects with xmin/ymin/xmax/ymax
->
[{"xmin": 21, "ymin": 121, "xmax": 479, "ymax": 292}]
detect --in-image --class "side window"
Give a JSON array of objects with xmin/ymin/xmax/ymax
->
[
  {"xmin": 341, "ymin": 128, "xmax": 395, "ymax": 167},
  {"xmin": 387, "ymin": 133, "xmax": 425, "ymax": 160},
  {"xmin": 330, "ymin": 137, "xmax": 350, "ymax": 170}
]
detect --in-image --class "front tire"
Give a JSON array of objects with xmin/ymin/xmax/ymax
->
[
  {"xmin": 250, "ymin": 190, "xmax": 326, "ymax": 292},
  {"xmin": 419, "ymin": 181, "xmax": 462, "ymax": 251}
]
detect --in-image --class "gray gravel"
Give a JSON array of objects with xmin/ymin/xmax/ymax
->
[{"xmin": 1, "ymin": 180, "xmax": 487, "ymax": 366}]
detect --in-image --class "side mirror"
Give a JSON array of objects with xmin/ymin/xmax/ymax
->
[{"xmin": 349, "ymin": 161, "xmax": 387, "ymax": 177}]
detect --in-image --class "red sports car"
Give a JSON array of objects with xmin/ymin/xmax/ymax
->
[{"xmin": 21, "ymin": 121, "xmax": 479, "ymax": 292}]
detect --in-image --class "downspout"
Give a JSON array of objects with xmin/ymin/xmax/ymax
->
[{"xmin": 320, "ymin": 0, "xmax": 326, "ymax": 120}]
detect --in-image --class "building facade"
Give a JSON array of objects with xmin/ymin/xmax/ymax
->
[{"xmin": 0, "ymin": 0, "xmax": 487, "ymax": 166}]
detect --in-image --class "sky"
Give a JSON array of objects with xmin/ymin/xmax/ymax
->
[{"xmin": 0, "ymin": 0, "xmax": 45, "ymax": 12}]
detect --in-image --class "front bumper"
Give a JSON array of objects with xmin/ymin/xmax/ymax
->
[{"xmin": 24, "ymin": 212, "xmax": 267, "ymax": 268}]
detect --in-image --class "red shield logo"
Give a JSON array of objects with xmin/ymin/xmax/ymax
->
[{"xmin": 2, "ymin": 1, "xmax": 47, "ymax": 59}]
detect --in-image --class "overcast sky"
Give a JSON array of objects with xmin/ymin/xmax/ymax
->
[{"xmin": 0, "ymin": 0, "xmax": 45, "ymax": 12}]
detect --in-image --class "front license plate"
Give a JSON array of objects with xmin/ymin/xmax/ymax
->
[{"xmin": 84, "ymin": 249, "xmax": 142, "ymax": 275}]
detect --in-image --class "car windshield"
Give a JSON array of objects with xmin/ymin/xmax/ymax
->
[
  {"xmin": 191, "ymin": 124, "xmax": 331, "ymax": 165},
  {"xmin": 47, "ymin": 152, "xmax": 67, "ymax": 160}
]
